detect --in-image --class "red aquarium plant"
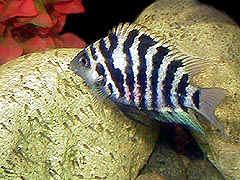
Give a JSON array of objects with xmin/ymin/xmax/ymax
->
[{"xmin": 0, "ymin": 0, "xmax": 86, "ymax": 64}]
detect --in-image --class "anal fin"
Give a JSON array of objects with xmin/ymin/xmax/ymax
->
[
  {"xmin": 117, "ymin": 103, "xmax": 204, "ymax": 133},
  {"xmin": 155, "ymin": 108, "xmax": 204, "ymax": 134}
]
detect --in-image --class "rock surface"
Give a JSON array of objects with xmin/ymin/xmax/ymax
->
[
  {"xmin": 137, "ymin": 125, "xmax": 226, "ymax": 180},
  {"xmin": 0, "ymin": 49, "xmax": 158, "ymax": 179},
  {"xmin": 137, "ymin": 173, "xmax": 168, "ymax": 180},
  {"xmin": 136, "ymin": 0, "xmax": 240, "ymax": 179}
]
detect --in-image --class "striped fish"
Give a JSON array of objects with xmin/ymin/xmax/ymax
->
[{"xmin": 70, "ymin": 23, "xmax": 226, "ymax": 133}]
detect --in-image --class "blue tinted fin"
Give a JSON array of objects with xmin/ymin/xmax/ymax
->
[
  {"xmin": 155, "ymin": 108, "xmax": 204, "ymax": 134},
  {"xmin": 117, "ymin": 103, "xmax": 204, "ymax": 133}
]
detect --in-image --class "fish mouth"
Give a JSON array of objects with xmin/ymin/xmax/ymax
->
[
  {"xmin": 70, "ymin": 67, "xmax": 85, "ymax": 79},
  {"xmin": 69, "ymin": 57, "xmax": 79, "ymax": 72},
  {"xmin": 69, "ymin": 57, "xmax": 85, "ymax": 78},
  {"xmin": 69, "ymin": 62, "xmax": 88, "ymax": 87}
]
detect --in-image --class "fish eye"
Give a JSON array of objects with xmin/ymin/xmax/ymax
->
[{"xmin": 80, "ymin": 57, "xmax": 90, "ymax": 68}]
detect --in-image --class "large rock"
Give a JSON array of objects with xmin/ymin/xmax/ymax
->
[
  {"xmin": 0, "ymin": 49, "xmax": 158, "ymax": 179},
  {"xmin": 136, "ymin": 0, "xmax": 240, "ymax": 179},
  {"xmin": 137, "ymin": 143, "xmax": 226, "ymax": 180}
]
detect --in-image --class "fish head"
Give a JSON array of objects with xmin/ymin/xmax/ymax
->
[{"xmin": 70, "ymin": 49, "xmax": 100, "ymax": 88}]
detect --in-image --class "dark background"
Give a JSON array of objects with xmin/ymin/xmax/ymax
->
[{"xmin": 62, "ymin": 0, "xmax": 239, "ymax": 44}]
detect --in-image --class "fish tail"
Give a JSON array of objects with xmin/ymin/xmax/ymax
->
[{"xmin": 197, "ymin": 88, "xmax": 227, "ymax": 133}]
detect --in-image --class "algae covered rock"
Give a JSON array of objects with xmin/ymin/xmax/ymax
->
[
  {"xmin": 136, "ymin": 0, "xmax": 240, "ymax": 179},
  {"xmin": 0, "ymin": 49, "xmax": 158, "ymax": 179},
  {"xmin": 138, "ymin": 142, "xmax": 226, "ymax": 180}
]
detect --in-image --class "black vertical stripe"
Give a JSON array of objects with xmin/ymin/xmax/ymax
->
[
  {"xmin": 137, "ymin": 34, "xmax": 157, "ymax": 108},
  {"xmin": 107, "ymin": 83, "xmax": 113, "ymax": 96},
  {"xmin": 98, "ymin": 34, "xmax": 125, "ymax": 97},
  {"xmin": 96, "ymin": 63, "xmax": 105, "ymax": 76},
  {"xmin": 162, "ymin": 60, "xmax": 183, "ymax": 108},
  {"xmin": 123, "ymin": 30, "xmax": 139, "ymax": 103},
  {"xmin": 95, "ymin": 63, "xmax": 107, "ymax": 87},
  {"xmin": 90, "ymin": 44, "xmax": 98, "ymax": 61},
  {"xmin": 176, "ymin": 74, "xmax": 189, "ymax": 111},
  {"xmin": 150, "ymin": 46, "xmax": 170, "ymax": 109},
  {"xmin": 192, "ymin": 90, "xmax": 200, "ymax": 109},
  {"xmin": 108, "ymin": 33, "xmax": 118, "ymax": 53}
]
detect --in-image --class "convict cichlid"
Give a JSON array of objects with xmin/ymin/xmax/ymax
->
[{"xmin": 70, "ymin": 23, "xmax": 227, "ymax": 134}]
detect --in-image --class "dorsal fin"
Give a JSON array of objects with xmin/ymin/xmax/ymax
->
[
  {"xmin": 112, "ymin": 22, "xmax": 166, "ymax": 43},
  {"xmin": 111, "ymin": 22, "xmax": 210, "ymax": 79},
  {"xmin": 181, "ymin": 56, "xmax": 210, "ymax": 78}
]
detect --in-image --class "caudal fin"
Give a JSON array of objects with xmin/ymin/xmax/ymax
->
[{"xmin": 198, "ymin": 88, "xmax": 227, "ymax": 133}]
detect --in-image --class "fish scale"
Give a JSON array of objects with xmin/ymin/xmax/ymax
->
[
  {"xmin": 70, "ymin": 22, "xmax": 227, "ymax": 134},
  {"xmin": 94, "ymin": 38, "xmax": 119, "ymax": 98},
  {"xmin": 156, "ymin": 54, "xmax": 172, "ymax": 109},
  {"xmin": 129, "ymin": 32, "xmax": 142, "ymax": 106},
  {"xmin": 123, "ymin": 30, "xmax": 137, "ymax": 104},
  {"xmin": 176, "ymin": 73, "xmax": 189, "ymax": 111},
  {"xmin": 150, "ymin": 46, "xmax": 170, "ymax": 110}
]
